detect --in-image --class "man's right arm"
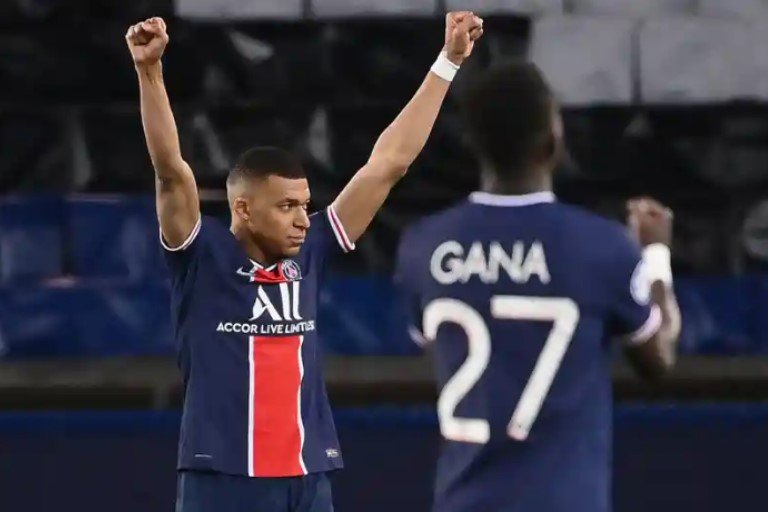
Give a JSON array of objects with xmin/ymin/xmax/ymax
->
[
  {"xmin": 628, "ymin": 280, "xmax": 681, "ymax": 379},
  {"xmin": 623, "ymin": 198, "xmax": 682, "ymax": 380},
  {"xmin": 127, "ymin": 17, "xmax": 200, "ymax": 249}
]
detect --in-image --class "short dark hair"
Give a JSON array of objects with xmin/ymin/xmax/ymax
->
[
  {"xmin": 461, "ymin": 61, "xmax": 556, "ymax": 177},
  {"xmin": 227, "ymin": 147, "xmax": 306, "ymax": 188}
]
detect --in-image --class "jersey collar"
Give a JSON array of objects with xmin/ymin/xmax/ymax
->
[
  {"xmin": 469, "ymin": 191, "xmax": 556, "ymax": 207},
  {"xmin": 249, "ymin": 259, "xmax": 277, "ymax": 272}
]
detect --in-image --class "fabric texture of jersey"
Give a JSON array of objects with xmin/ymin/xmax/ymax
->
[
  {"xmin": 395, "ymin": 192, "xmax": 660, "ymax": 512},
  {"xmin": 163, "ymin": 207, "xmax": 352, "ymax": 478}
]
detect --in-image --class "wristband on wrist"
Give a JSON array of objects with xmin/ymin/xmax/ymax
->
[
  {"xmin": 430, "ymin": 51, "xmax": 460, "ymax": 82},
  {"xmin": 642, "ymin": 243, "xmax": 673, "ymax": 287}
]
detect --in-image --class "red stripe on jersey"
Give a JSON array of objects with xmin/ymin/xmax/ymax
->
[{"xmin": 249, "ymin": 335, "xmax": 305, "ymax": 476}]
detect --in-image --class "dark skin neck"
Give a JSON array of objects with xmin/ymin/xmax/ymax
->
[
  {"xmin": 231, "ymin": 224, "xmax": 276, "ymax": 267},
  {"xmin": 479, "ymin": 165, "xmax": 553, "ymax": 196}
]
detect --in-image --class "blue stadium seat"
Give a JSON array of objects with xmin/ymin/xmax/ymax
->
[
  {"xmin": 0, "ymin": 286, "xmax": 73, "ymax": 357},
  {"xmin": 1, "ymin": 271, "xmax": 766, "ymax": 358},
  {"xmin": 674, "ymin": 281, "xmax": 722, "ymax": 354},
  {"xmin": 675, "ymin": 276, "xmax": 757, "ymax": 354},
  {"xmin": 0, "ymin": 196, "xmax": 64, "ymax": 284},
  {"xmin": 321, "ymin": 276, "xmax": 766, "ymax": 356},
  {"xmin": 748, "ymin": 274, "xmax": 768, "ymax": 353},
  {"xmin": 69, "ymin": 282, "xmax": 173, "ymax": 356},
  {"xmin": 318, "ymin": 276, "xmax": 419, "ymax": 355},
  {"xmin": 67, "ymin": 196, "xmax": 166, "ymax": 281},
  {"xmin": 0, "ymin": 282, "xmax": 172, "ymax": 359}
]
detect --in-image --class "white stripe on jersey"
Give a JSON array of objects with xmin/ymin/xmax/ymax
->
[
  {"xmin": 247, "ymin": 335, "xmax": 256, "ymax": 477},
  {"xmin": 327, "ymin": 206, "xmax": 355, "ymax": 252},
  {"xmin": 626, "ymin": 305, "xmax": 662, "ymax": 345},
  {"xmin": 160, "ymin": 216, "xmax": 202, "ymax": 252},
  {"xmin": 297, "ymin": 335, "xmax": 308, "ymax": 474}
]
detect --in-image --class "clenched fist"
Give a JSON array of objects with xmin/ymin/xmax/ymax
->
[
  {"xmin": 126, "ymin": 17, "xmax": 169, "ymax": 67},
  {"xmin": 444, "ymin": 11, "xmax": 484, "ymax": 65},
  {"xmin": 627, "ymin": 197, "xmax": 674, "ymax": 247}
]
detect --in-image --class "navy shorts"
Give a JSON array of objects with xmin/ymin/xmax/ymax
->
[{"xmin": 176, "ymin": 470, "xmax": 334, "ymax": 512}]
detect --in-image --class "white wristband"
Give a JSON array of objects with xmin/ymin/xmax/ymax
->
[
  {"xmin": 642, "ymin": 244, "xmax": 673, "ymax": 287},
  {"xmin": 430, "ymin": 51, "xmax": 460, "ymax": 82}
]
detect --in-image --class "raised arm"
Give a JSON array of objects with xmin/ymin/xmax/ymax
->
[
  {"xmin": 624, "ymin": 198, "xmax": 682, "ymax": 380},
  {"xmin": 331, "ymin": 12, "xmax": 484, "ymax": 243},
  {"xmin": 126, "ymin": 17, "xmax": 200, "ymax": 248}
]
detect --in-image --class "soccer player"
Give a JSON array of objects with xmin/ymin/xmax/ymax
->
[
  {"xmin": 395, "ymin": 63, "xmax": 682, "ymax": 512},
  {"xmin": 125, "ymin": 12, "xmax": 482, "ymax": 512}
]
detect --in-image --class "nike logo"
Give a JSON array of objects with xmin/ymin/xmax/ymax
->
[{"xmin": 236, "ymin": 267, "xmax": 255, "ymax": 277}]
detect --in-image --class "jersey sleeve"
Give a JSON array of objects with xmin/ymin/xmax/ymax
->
[
  {"xmin": 306, "ymin": 205, "xmax": 356, "ymax": 257},
  {"xmin": 607, "ymin": 230, "xmax": 662, "ymax": 344},
  {"xmin": 394, "ymin": 226, "xmax": 428, "ymax": 347},
  {"xmin": 160, "ymin": 215, "xmax": 204, "ymax": 282}
]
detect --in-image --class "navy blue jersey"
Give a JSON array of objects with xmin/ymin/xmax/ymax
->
[
  {"xmin": 396, "ymin": 192, "xmax": 660, "ymax": 512},
  {"xmin": 162, "ymin": 206, "xmax": 354, "ymax": 478}
]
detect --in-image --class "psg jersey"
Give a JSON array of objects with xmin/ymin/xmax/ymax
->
[
  {"xmin": 162, "ymin": 206, "xmax": 354, "ymax": 478},
  {"xmin": 396, "ymin": 192, "xmax": 661, "ymax": 512}
]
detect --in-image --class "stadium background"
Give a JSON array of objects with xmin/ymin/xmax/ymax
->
[{"xmin": 1, "ymin": 0, "xmax": 768, "ymax": 511}]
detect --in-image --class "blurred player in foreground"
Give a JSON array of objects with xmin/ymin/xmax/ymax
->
[
  {"xmin": 126, "ymin": 13, "xmax": 483, "ymax": 512},
  {"xmin": 396, "ymin": 63, "xmax": 681, "ymax": 512}
]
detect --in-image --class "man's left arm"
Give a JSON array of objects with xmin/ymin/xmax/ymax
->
[{"xmin": 331, "ymin": 11, "xmax": 484, "ymax": 243}]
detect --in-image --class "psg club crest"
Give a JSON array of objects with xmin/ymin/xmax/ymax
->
[{"xmin": 281, "ymin": 260, "xmax": 302, "ymax": 281}]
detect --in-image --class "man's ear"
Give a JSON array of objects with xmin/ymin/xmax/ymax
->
[{"xmin": 234, "ymin": 197, "xmax": 250, "ymax": 222}]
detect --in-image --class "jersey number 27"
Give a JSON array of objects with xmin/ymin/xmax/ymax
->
[{"xmin": 423, "ymin": 296, "xmax": 580, "ymax": 443}]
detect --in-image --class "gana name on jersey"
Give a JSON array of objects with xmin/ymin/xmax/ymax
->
[{"xmin": 430, "ymin": 240, "xmax": 550, "ymax": 285}]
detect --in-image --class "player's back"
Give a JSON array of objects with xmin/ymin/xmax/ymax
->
[{"xmin": 397, "ymin": 192, "xmax": 656, "ymax": 512}]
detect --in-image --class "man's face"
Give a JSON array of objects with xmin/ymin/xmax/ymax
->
[{"xmin": 236, "ymin": 175, "xmax": 311, "ymax": 260}]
